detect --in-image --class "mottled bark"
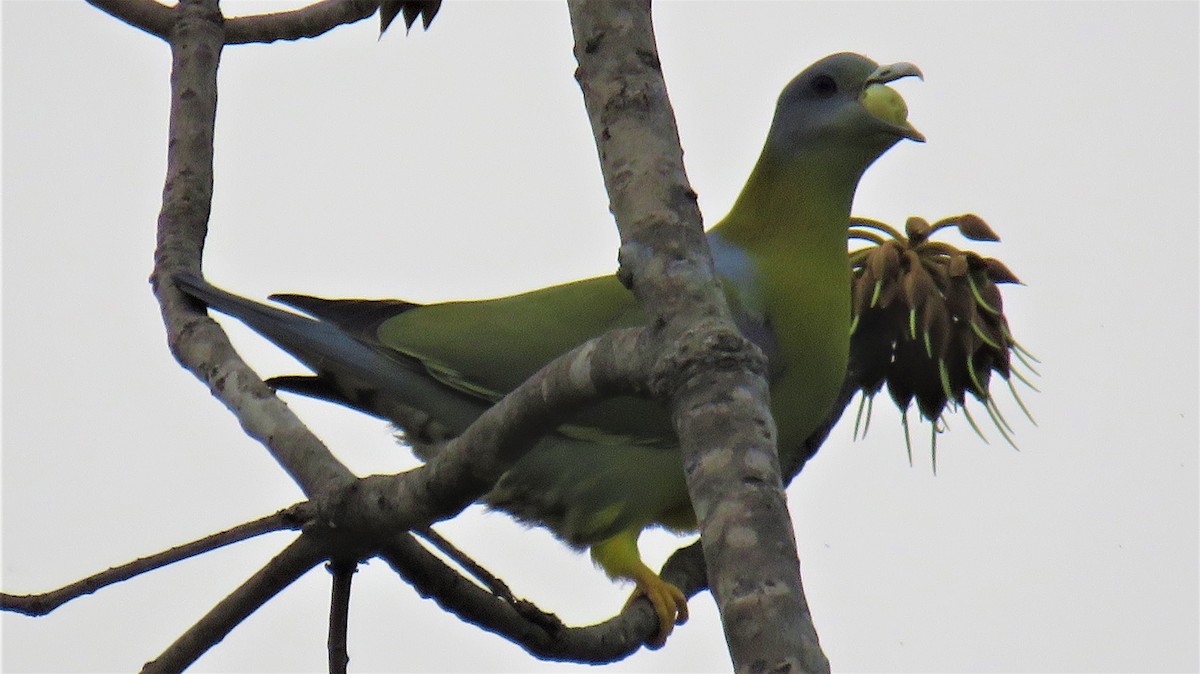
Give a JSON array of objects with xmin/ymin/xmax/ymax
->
[
  {"xmin": 147, "ymin": 0, "xmax": 356, "ymax": 497},
  {"xmin": 567, "ymin": 1, "xmax": 828, "ymax": 671}
]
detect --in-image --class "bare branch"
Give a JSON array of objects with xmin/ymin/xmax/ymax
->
[
  {"xmin": 567, "ymin": 1, "xmax": 828, "ymax": 670},
  {"xmin": 88, "ymin": 0, "xmax": 429, "ymax": 46},
  {"xmin": 146, "ymin": 0, "xmax": 355, "ymax": 497},
  {"xmin": 414, "ymin": 527, "xmax": 518, "ymax": 603},
  {"xmin": 0, "ymin": 328, "xmax": 679, "ymax": 665},
  {"xmin": 319, "ymin": 327, "xmax": 654, "ymax": 536},
  {"xmin": 1, "ymin": 320, "xmax": 657, "ymax": 657},
  {"xmin": 380, "ymin": 533, "xmax": 708, "ymax": 662},
  {"xmin": 224, "ymin": 0, "xmax": 379, "ymax": 45},
  {"xmin": 381, "ymin": 534, "xmax": 567, "ymax": 653},
  {"xmin": 86, "ymin": 0, "xmax": 175, "ymax": 40},
  {"xmin": 327, "ymin": 560, "xmax": 356, "ymax": 674},
  {"xmin": 141, "ymin": 534, "xmax": 329, "ymax": 673},
  {"xmin": 0, "ymin": 503, "xmax": 312, "ymax": 616}
]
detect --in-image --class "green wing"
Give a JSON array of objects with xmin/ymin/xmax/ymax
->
[{"xmin": 377, "ymin": 275, "xmax": 676, "ymax": 444}]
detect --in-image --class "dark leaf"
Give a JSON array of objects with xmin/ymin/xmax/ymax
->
[
  {"xmin": 948, "ymin": 252, "xmax": 969, "ymax": 278},
  {"xmin": 984, "ymin": 257, "xmax": 1022, "ymax": 284},
  {"xmin": 902, "ymin": 252, "xmax": 936, "ymax": 308},
  {"xmin": 380, "ymin": 0, "xmax": 442, "ymax": 35}
]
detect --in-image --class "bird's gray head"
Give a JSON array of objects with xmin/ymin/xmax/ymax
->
[{"xmin": 765, "ymin": 52, "xmax": 924, "ymax": 175}]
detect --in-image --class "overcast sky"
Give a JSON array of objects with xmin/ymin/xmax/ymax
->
[{"xmin": 3, "ymin": 1, "xmax": 1198, "ymax": 672}]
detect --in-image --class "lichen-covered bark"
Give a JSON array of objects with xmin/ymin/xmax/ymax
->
[
  {"xmin": 148, "ymin": 0, "xmax": 355, "ymax": 497},
  {"xmin": 566, "ymin": 1, "xmax": 829, "ymax": 671}
]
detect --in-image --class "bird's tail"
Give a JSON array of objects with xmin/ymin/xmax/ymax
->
[
  {"xmin": 173, "ymin": 273, "xmax": 486, "ymax": 435},
  {"xmin": 175, "ymin": 273, "xmax": 381, "ymax": 380}
]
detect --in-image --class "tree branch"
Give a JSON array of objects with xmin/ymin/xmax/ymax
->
[
  {"xmin": 141, "ymin": 534, "xmax": 329, "ymax": 673},
  {"xmin": 378, "ymin": 533, "xmax": 708, "ymax": 662},
  {"xmin": 88, "ymin": 0, "xmax": 430, "ymax": 47},
  {"xmin": 319, "ymin": 327, "xmax": 655, "ymax": 537},
  {"xmin": 1, "ymin": 326, "xmax": 674, "ymax": 663},
  {"xmin": 567, "ymin": 1, "xmax": 828, "ymax": 670},
  {"xmin": 327, "ymin": 560, "xmax": 356, "ymax": 674},
  {"xmin": 0, "ymin": 504, "xmax": 312, "ymax": 616},
  {"xmin": 224, "ymin": 0, "xmax": 379, "ymax": 45},
  {"xmin": 86, "ymin": 0, "xmax": 175, "ymax": 40},
  {"xmin": 146, "ymin": 0, "xmax": 356, "ymax": 498},
  {"xmin": 374, "ymin": 375, "xmax": 866, "ymax": 662},
  {"xmin": 413, "ymin": 527, "xmax": 519, "ymax": 603}
]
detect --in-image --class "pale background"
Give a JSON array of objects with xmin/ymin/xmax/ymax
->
[{"xmin": 2, "ymin": 1, "xmax": 1197, "ymax": 672}]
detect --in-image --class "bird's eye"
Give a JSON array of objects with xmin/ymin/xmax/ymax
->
[{"xmin": 810, "ymin": 74, "xmax": 837, "ymax": 98}]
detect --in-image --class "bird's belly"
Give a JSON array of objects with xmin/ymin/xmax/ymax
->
[
  {"xmin": 484, "ymin": 435, "xmax": 692, "ymax": 547},
  {"xmin": 764, "ymin": 276, "xmax": 852, "ymax": 464}
]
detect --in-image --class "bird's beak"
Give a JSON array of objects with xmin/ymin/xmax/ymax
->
[
  {"xmin": 862, "ymin": 62, "xmax": 925, "ymax": 143},
  {"xmin": 866, "ymin": 62, "xmax": 924, "ymax": 87}
]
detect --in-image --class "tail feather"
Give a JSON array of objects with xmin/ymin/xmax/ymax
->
[
  {"xmin": 270, "ymin": 294, "xmax": 420, "ymax": 344},
  {"xmin": 265, "ymin": 374, "xmax": 350, "ymax": 404},
  {"xmin": 173, "ymin": 273, "xmax": 487, "ymax": 435}
]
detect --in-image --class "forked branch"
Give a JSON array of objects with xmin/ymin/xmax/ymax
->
[{"xmin": 86, "ymin": 0, "xmax": 403, "ymax": 44}]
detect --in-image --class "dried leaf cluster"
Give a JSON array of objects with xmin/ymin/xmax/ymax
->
[{"xmin": 847, "ymin": 214, "xmax": 1038, "ymax": 468}]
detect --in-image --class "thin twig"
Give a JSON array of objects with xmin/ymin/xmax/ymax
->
[
  {"xmin": 0, "ymin": 503, "xmax": 313, "ymax": 616},
  {"xmin": 327, "ymin": 560, "xmax": 356, "ymax": 674},
  {"xmin": 413, "ymin": 527, "xmax": 516, "ymax": 603}
]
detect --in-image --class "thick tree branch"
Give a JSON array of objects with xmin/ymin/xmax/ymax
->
[
  {"xmin": 87, "ymin": 0, "xmax": 175, "ymax": 40},
  {"xmin": 2, "ymin": 325, "xmax": 677, "ymax": 660},
  {"xmin": 375, "ymin": 377, "xmax": 858, "ymax": 662},
  {"xmin": 320, "ymin": 328, "xmax": 654, "ymax": 536},
  {"xmin": 567, "ymin": 1, "xmax": 828, "ymax": 671},
  {"xmin": 87, "ymin": 0, "xmax": 387, "ymax": 45},
  {"xmin": 146, "ymin": 0, "xmax": 355, "ymax": 497},
  {"xmin": 141, "ymin": 534, "xmax": 329, "ymax": 673},
  {"xmin": 224, "ymin": 0, "xmax": 379, "ymax": 44}
]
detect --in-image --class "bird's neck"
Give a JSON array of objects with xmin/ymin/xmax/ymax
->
[
  {"xmin": 707, "ymin": 149, "xmax": 860, "ymax": 456},
  {"xmin": 711, "ymin": 150, "xmax": 860, "ymax": 251}
]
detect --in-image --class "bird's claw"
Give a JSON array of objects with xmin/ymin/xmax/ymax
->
[{"xmin": 625, "ymin": 577, "xmax": 689, "ymax": 647}]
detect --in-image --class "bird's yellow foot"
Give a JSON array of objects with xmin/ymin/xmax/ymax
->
[
  {"xmin": 625, "ymin": 572, "xmax": 689, "ymax": 647},
  {"xmin": 591, "ymin": 530, "xmax": 690, "ymax": 647}
]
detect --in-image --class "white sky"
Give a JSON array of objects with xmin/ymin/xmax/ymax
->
[{"xmin": 2, "ymin": 1, "xmax": 1198, "ymax": 672}]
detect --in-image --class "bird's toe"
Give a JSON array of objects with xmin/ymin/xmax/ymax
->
[{"xmin": 626, "ymin": 576, "xmax": 688, "ymax": 647}]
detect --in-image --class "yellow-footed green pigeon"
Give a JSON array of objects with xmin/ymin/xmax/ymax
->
[{"xmin": 177, "ymin": 52, "xmax": 923, "ymax": 645}]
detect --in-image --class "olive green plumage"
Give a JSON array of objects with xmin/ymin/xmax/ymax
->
[{"xmin": 177, "ymin": 52, "xmax": 923, "ymax": 644}]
